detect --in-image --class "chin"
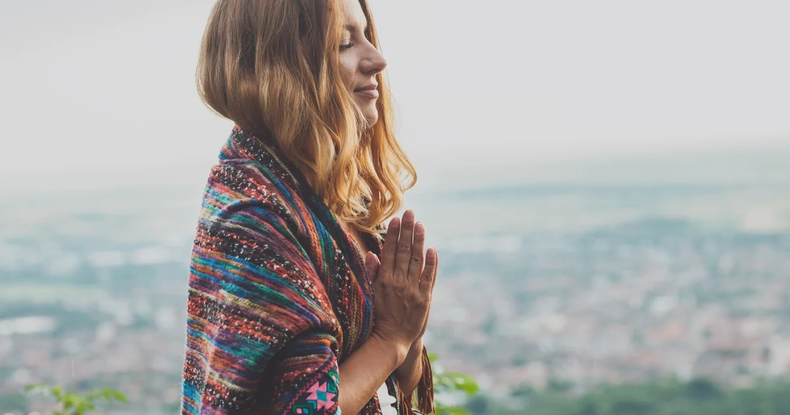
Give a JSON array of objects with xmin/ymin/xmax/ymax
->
[{"xmin": 362, "ymin": 109, "xmax": 379, "ymax": 126}]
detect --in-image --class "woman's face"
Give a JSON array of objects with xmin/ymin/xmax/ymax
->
[{"xmin": 339, "ymin": 0, "xmax": 387, "ymax": 126}]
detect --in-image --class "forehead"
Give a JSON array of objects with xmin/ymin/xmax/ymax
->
[{"xmin": 343, "ymin": 0, "xmax": 367, "ymax": 28}]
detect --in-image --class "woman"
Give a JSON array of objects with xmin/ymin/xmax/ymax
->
[{"xmin": 180, "ymin": 0, "xmax": 438, "ymax": 414}]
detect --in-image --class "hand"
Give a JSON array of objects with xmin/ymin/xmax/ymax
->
[
  {"xmin": 410, "ymin": 251, "xmax": 438, "ymax": 342},
  {"xmin": 365, "ymin": 210, "xmax": 439, "ymax": 350},
  {"xmin": 369, "ymin": 259, "xmax": 437, "ymax": 345},
  {"xmin": 416, "ymin": 240, "xmax": 438, "ymax": 340}
]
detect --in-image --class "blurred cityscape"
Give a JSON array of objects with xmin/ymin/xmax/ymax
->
[{"xmin": 2, "ymin": 154, "xmax": 790, "ymax": 413}]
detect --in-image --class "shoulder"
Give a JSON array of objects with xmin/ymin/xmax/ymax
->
[
  {"xmin": 201, "ymin": 160, "xmax": 306, "ymax": 225},
  {"xmin": 190, "ymin": 162, "xmax": 325, "ymax": 276},
  {"xmin": 203, "ymin": 126, "xmax": 312, "ymax": 221},
  {"xmin": 192, "ymin": 161, "xmax": 324, "ymax": 289}
]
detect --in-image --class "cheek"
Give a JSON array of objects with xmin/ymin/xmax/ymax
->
[{"xmin": 338, "ymin": 56, "xmax": 356, "ymax": 88}]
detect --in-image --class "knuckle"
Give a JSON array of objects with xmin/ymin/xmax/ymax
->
[
  {"xmin": 379, "ymin": 273, "xmax": 392, "ymax": 284},
  {"xmin": 398, "ymin": 242, "xmax": 411, "ymax": 252},
  {"xmin": 391, "ymin": 271, "xmax": 404, "ymax": 282}
]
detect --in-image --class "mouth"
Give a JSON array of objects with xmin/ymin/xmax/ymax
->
[{"xmin": 354, "ymin": 84, "xmax": 379, "ymax": 99}]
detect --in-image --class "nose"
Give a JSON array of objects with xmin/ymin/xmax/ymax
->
[{"xmin": 360, "ymin": 44, "xmax": 387, "ymax": 76}]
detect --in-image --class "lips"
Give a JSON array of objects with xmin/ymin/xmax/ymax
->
[{"xmin": 354, "ymin": 84, "xmax": 379, "ymax": 99}]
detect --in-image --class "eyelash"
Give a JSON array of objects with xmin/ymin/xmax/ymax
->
[{"xmin": 340, "ymin": 42, "xmax": 354, "ymax": 51}]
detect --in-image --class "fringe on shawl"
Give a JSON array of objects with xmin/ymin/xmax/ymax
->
[{"xmin": 396, "ymin": 345, "xmax": 434, "ymax": 415}]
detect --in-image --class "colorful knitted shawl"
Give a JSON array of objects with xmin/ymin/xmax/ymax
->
[{"xmin": 180, "ymin": 126, "xmax": 434, "ymax": 415}]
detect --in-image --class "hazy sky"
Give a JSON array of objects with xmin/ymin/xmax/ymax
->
[{"xmin": 1, "ymin": 0, "xmax": 789, "ymax": 178}]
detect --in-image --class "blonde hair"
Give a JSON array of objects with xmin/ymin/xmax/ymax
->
[{"xmin": 196, "ymin": 0, "xmax": 416, "ymax": 236}]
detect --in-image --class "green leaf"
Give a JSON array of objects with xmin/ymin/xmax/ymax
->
[
  {"xmin": 106, "ymin": 388, "xmax": 129, "ymax": 403},
  {"xmin": 453, "ymin": 375, "xmax": 480, "ymax": 396},
  {"xmin": 90, "ymin": 388, "xmax": 128, "ymax": 404},
  {"xmin": 445, "ymin": 407, "xmax": 472, "ymax": 415},
  {"xmin": 24, "ymin": 384, "xmax": 50, "ymax": 395},
  {"xmin": 439, "ymin": 372, "xmax": 480, "ymax": 396},
  {"xmin": 62, "ymin": 393, "xmax": 81, "ymax": 410}
]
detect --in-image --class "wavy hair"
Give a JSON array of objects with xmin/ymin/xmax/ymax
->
[{"xmin": 196, "ymin": 0, "xmax": 416, "ymax": 237}]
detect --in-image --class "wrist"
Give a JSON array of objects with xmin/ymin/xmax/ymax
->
[
  {"xmin": 394, "ymin": 339, "xmax": 425, "ymax": 394},
  {"xmin": 410, "ymin": 337, "xmax": 424, "ymax": 351},
  {"xmin": 395, "ymin": 337, "xmax": 424, "ymax": 377},
  {"xmin": 369, "ymin": 332, "xmax": 411, "ymax": 367}
]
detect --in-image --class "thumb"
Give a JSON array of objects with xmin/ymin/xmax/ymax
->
[{"xmin": 364, "ymin": 252, "xmax": 380, "ymax": 280}]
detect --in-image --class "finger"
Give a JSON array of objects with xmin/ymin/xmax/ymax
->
[
  {"xmin": 422, "ymin": 249, "xmax": 438, "ymax": 336},
  {"xmin": 378, "ymin": 216, "xmax": 400, "ymax": 279},
  {"xmin": 409, "ymin": 221, "xmax": 426, "ymax": 282},
  {"xmin": 364, "ymin": 252, "xmax": 380, "ymax": 281},
  {"xmin": 420, "ymin": 247, "xmax": 437, "ymax": 294},
  {"xmin": 430, "ymin": 247, "xmax": 439, "ymax": 292},
  {"xmin": 394, "ymin": 210, "xmax": 416, "ymax": 280}
]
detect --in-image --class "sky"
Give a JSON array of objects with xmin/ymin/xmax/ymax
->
[{"xmin": 1, "ymin": 0, "xmax": 789, "ymax": 187}]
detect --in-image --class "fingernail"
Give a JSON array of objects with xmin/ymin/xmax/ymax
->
[{"xmin": 415, "ymin": 222, "xmax": 424, "ymax": 235}]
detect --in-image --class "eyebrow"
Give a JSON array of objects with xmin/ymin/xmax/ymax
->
[{"xmin": 344, "ymin": 23, "xmax": 369, "ymax": 33}]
